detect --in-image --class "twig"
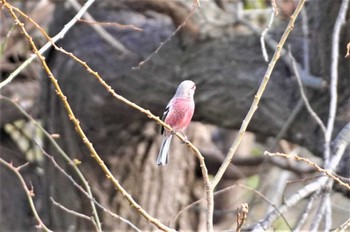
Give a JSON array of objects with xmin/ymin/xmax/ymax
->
[
  {"xmin": 132, "ymin": 3, "xmax": 199, "ymax": 70},
  {"xmin": 309, "ymin": 191, "xmax": 330, "ymax": 232},
  {"xmin": 39, "ymin": 146, "xmax": 141, "ymax": 232},
  {"xmin": 211, "ymin": 0, "xmax": 307, "ymax": 190},
  {"xmin": 335, "ymin": 217, "xmax": 350, "ymax": 232},
  {"xmin": 238, "ymin": 13, "xmax": 326, "ymax": 90},
  {"xmin": 324, "ymin": 194, "xmax": 332, "ymax": 231},
  {"xmin": 0, "ymin": 158, "xmax": 52, "ymax": 232},
  {"xmin": 271, "ymin": 0, "xmax": 279, "ymax": 15},
  {"xmin": 301, "ymin": 7, "xmax": 310, "ymax": 73},
  {"xmin": 346, "ymin": 42, "xmax": 350, "ymax": 58},
  {"xmin": 265, "ymin": 151, "xmax": 350, "ymax": 191},
  {"xmin": 67, "ymin": 0, "xmax": 134, "ymax": 56},
  {"xmin": 50, "ymin": 197, "xmax": 96, "ymax": 225},
  {"xmin": 250, "ymin": 175, "xmax": 329, "ymax": 231},
  {"xmin": 327, "ymin": 121, "xmax": 350, "ymax": 171},
  {"xmin": 325, "ymin": 0, "xmax": 350, "ymax": 164},
  {"xmin": 0, "ymin": 0, "xmax": 96, "ymax": 89},
  {"xmin": 0, "ymin": 95, "xmax": 102, "ymax": 231},
  {"xmin": 253, "ymin": 121, "xmax": 350, "ymax": 231},
  {"xmin": 293, "ymin": 190, "xmax": 320, "ymax": 232},
  {"xmin": 260, "ymin": 9, "xmax": 275, "ymax": 62},
  {"xmin": 77, "ymin": 19, "xmax": 143, "ymax": 31},
  {"xmin": 268, "ymin": 98, "xmax": 304, "ymax": 151},
  {"xmin": 288, "ymin": 49, "xmax": 326, "ymax": 134},
  {"xmin": 173, "ymin": 183, "xmax": 292, "ymax": 230}
]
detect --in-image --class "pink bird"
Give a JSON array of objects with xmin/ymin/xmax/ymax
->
[{"xmin": 156, "ymin": 80, "xmax": 196, "ymax": 165}]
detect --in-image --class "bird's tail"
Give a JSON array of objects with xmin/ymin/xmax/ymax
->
[{"xmin": 156, "ymin": 135, "xmax": 173, "ymax": 165}]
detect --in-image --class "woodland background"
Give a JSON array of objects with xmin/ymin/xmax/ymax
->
[{"xmin": 0, "ymin": 0, "xmax": 350, "ymax": 231}]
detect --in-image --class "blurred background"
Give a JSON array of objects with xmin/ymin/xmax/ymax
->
[{"xmin": 1, "ymin": 0, "xmax": 350, "ymax": 231}]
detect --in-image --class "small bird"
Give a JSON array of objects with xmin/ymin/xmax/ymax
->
[{"xmin": 156, "ymin": 80, "xmax": 196, "ymax": 166}]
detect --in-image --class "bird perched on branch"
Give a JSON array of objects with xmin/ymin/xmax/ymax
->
[{"xmin": 156, "ymin": 80, "xmax": 196, "ymax": 165}]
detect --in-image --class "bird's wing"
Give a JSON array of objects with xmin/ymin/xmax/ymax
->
[{"xmin": 160, "ymin": 104, "xmax": 170, "ymax": 135}]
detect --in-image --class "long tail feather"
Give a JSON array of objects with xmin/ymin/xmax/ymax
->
[{"xmin": 156, "ymin": 135, "xmax": 173, "ymax": 165}]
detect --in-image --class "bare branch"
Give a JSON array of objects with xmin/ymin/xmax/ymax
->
[
  {"xmin": 0, "ymin": 95, "xmax": 102, "ymax": 231},
  {"xmin": 271, "ymin": 0, "xmax": 279, "ymax": 15},
  {"xmin": 265, "ymin": 151, "xmax": 350, "ymax": 191},
  {"xmin": 335, "ymin": 217, "xmax": 350, "ymax": 232},
  {"xmin": 293, "ymin": 190, "xmax": 320, "ymax": 232},
  {"xmin": 346, "ymin": 42, "xmax": 350, "ymax": 58},
  {"xmin": 77, "ymin": 19, "xmax": 143, "ymax": 31},
  {"xmin": 39, "ymin": 146, "xmax": 141, "ymax": 232},
  {"xmin": 238, "ymin": 11, "xmax": 326, "ymax": 90},
  {"xmin": 260, "ymin": 9, "xmax": 275, "ymax": 62},
  {"xmin": 0, "ymin": 158, "xmax": 52, "ymax": 232},
  {"xmin": 67, "ymin": 0, "xmax": 134, "ymax": 56},
  {"xmin": 132, "ymin": 3, "xmax": 199, "ymax": 70},
  {"xmin": 50, "ymin": 197, "xmax": 96, "ymax": 225},
  {"xmin": 0, "ymin": 0, "xmax": 96, "ymax": 89},
  {"xmin": 301, "ymin": 7, "xmax": 310, "ymax": 73},
  {"xmin": 268, "ymin": 99, "xmax": 304, "ymax": 151},
  {"xmin": 252, "ymin": 123, "xmax": 350, "ymax": 232},
  {"xmin": 211, "ymin": 0, "xmax": 307, "ymax": 189},
  {"xmin": 288, "ymin": 49, "xmax": 326, "ymax": 134},
  {"xmin": 309, "ymin": 190, "xmax": 331, "ymax": 231},
  {"xmin": 249, "ymin": 175, "xmax": 328, "ymax": 231},
  {"xmin": 327, "ymin": 121, "xmax": 350, "ymax": 170},
  {"xmin": 325, "ymin": 0, "xmax": 350, "ymax": 164}
]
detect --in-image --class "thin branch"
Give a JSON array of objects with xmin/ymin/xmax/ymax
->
[
  {"xmin": 268, "ymin": 98, "xmax": 304, "ymax": 151},
  {"xmin": 0, "ymin": 0, "xmax": 96, "ymax": 89},
  {"xmin": 346, "ymin": 42, "xmax": 350, "ymax": 58},
  {"xmin": 271, "ymin": 0, "xmax": 278, "ymax": 15},
  {"xmin": 77, "ymin": 19, "xmax": 143, "ymax": 31},
  {"xmin": 132, "ymin": 3, "xmax": 199, "ymax": 70},
  {"xmin": 260, "ymin": 9, "xmax": 275, "ymax": 62},
  {"xmin": 0, "ymin": 158, "xmax": 52, "ymax": 232},
  {"xmin": 211, "ymin": 0, "xmax": 307, "ymax": 190},
  {"xmin": 288, "ymin": 49, "xmax": 327, "ymax": 134},
  {"xmin": 238, "ymin": 10, "xmax": 326, "ymax": 90},
  {"xmin": 254, "ymin": 121, "xmax": 350, "ymax": 230},
  {"xmin": 265, "ymin": 151, "xmax": 350, "ymax": 191},
  {"xmin": 325, "ymin": 0, "xmax": 350, "ymax": 164},
  {"xmin": 327, "ymin": 121, "xmax": 350, "ymax": 170},
  {"xmin": 67, "ymin": 0, "xmax": 134, "ymax": 56},
  {"xmin": 293, "ymin": 190, "xmax": 320, "ymax": 232},
  {"xmin": 172, "ymin": 183, "xmax": 292, "ymax": 230},
  {"xmin": 324, "ymin": 194, "xmax": 332, "ymax": 231},
  {"xmin": 301, "ymin": 7, "xmax": 310, "ymax": 73},
  {"xmin": 309, "ymin": 191, "xmax": 330, "ymax": 232},
  {"xmin": 250, "ymin": 175, "xmax": 329, "ymax": 231},
  {"xmin": 50, "ymin": 197, "xmax": 95, "ymax": 224},
  {"xmin": 40, "ymin": 146, "xmax": 141, "ymax": 232},
  {"xmin": 335, "ymin": 217, "xmax": 350, "ymax": 232},
  {"xmin": 0, "ymin": 95, "xmax": 102, "ymax": 231}
]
